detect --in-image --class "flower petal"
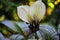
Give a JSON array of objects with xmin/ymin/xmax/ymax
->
[
  {"xmin": 2, "ymin": 20, "xmax": 18, "ymax": 32},
  {"xmin": 0, "ymin": 33, "xmax": 5, "ymax": 40},
  {"xmin": 10, "ymin": 34, "xmax": 24, "ymax": 40},
  {"xmin": 17, "ymin": 6, "xmax": 30, "ymax": 23},
  {"xmin": 40, "ymin": 24, "xmax": 59, "ymax": 40},
  {"xmin": 2, "ymin": 20, "xmax": 31, "ymax": 34},
  {"xmin": 30, "ymin": 1, "xmax": 46, "ymax": 22}
]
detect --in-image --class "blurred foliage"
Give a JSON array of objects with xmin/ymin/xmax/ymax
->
[
  {"xmin": 0, "ymin": 0, "xmax": 30, "ymax": 21},
  {"xmin": 41, "ymin": 0, "xmax": 60, "ymax": 25},
  {"xmin": 0, "ymin": 23, "xmax": 17, "ymax": 37}
]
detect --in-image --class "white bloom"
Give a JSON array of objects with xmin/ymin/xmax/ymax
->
[{"xmin": 17, "ymin": 1, "xmax": 46, "ymax": 23}]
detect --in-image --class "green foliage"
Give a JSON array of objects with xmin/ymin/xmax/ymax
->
[{"xmin": 0, "ymin": 0, "xmax": 29, "ymax": 20}]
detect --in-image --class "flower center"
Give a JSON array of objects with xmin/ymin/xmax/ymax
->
[{"xmin": 29, "ymin": 20, "xmax": 39, "ymax": 33}]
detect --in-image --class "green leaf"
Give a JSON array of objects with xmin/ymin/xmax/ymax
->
[
  {"xmin": 14, "ymin": 23, "xmax": 27, "ymax": 38},
  {"xmin": 35, "ymin": 33, "xmax": 39, "ymax": 40},
  {"xmin": 45, "ymin": 32, "xmax": 51, "ymax": 40}
]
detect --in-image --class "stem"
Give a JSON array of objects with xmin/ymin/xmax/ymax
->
[{"xmin": 35, "ymin": 32, "xmax": 39, "ymax": 40}]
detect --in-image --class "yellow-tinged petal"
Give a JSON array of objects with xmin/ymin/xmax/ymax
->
[
  {"xmin": 17, "ymin": 6, "xmax": 29, "ymax": 23},
  {"xmin": 27, "ymin": 13, "xmax": 33, "ymax": 23},
  {"xmin": 30, "ymin": 1, "xmax": 46, "ymax": 23},
  {"xmin": 17, "ymin": 1, "xmax": 46, "ymax": 23},
  {"xmin": 17, "ymin": 6, "xmax": 33, "ymax": 23}
]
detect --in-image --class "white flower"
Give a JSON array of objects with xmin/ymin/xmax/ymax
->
[{"xmin": 17, "ymin": 1, "xmax": 46, "ymax": 24}]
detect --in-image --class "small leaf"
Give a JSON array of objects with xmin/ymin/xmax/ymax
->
[
  {"xmin": 14, "ymin": 23, "xmax": 27, "ymax": 38},
  {"xmin": 45, "ymin": 32, "xmax": 51, "ymax": 40},
  {"xmin": 35, "ymin": 32, "xmax": 39, "ymax": 39}
]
